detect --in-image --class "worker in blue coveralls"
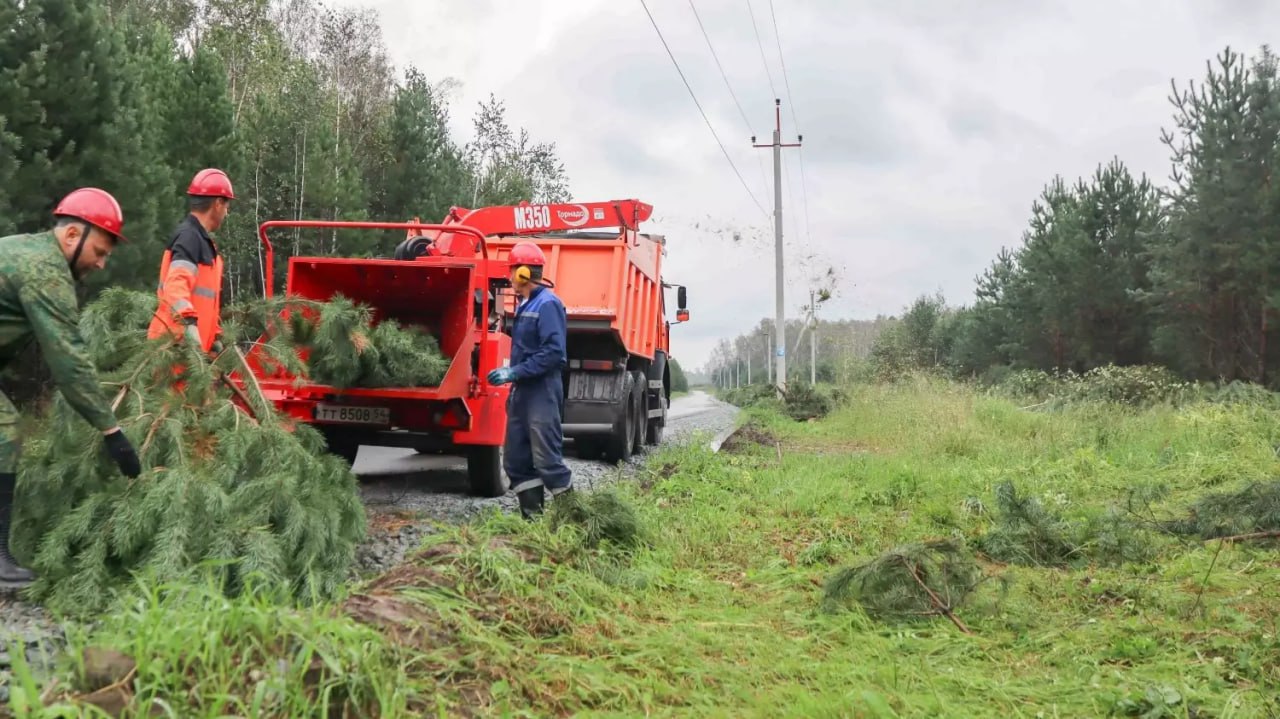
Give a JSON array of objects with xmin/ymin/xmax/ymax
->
[{"xmin": 487, "ymin": 240, "xmax": 573, "ymax": 519}]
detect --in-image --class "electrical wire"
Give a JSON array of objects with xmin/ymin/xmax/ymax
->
[
  {"xmin": 745, "ymin": 0, "xmax": 778, "ymax": 99},
  {"xmin": 767, "ymin": 0, "xmax": 812, "ymax": 245},
  {"xmin": 639, "ymin": 0, "xmax": 770, "ymax": 220},
  {"xmin": 686, "ymin": 0, "xmax": 772, "ymax": 203},
  {"xmin": 687, "ymin": 0, "xmax": 751, "ymax": 133}
]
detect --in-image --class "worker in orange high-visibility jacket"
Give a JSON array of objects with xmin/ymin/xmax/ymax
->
[{"xmin": 148, "ymin": 169, "xmax": 234, "ymax": 354}]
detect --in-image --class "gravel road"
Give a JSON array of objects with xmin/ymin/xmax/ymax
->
[
  {"xmin": 1, "ymin": 391, "xmax": 737, "ymax": 698},
  {"xmin": 354, "ymin": 390, "xmax": 739, "ymax": 572}
]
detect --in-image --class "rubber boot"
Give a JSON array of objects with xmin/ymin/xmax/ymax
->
[
  {"xmin": 516, "ymin": 487, "xmax": 545, "ymax": 520},
  {"xmin": 0, "ymin": 472, "xmax": 34, "ymax": 589}
]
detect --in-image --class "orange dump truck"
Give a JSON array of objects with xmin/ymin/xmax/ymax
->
[{"xmin": 410, "ymin": 199, "xmax": 690, "ymax": 463}]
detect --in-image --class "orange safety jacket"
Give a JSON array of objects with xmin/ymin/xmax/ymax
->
[{"xmin": 147, "ymin": 214, "xmax": 224, "ymax": 352}]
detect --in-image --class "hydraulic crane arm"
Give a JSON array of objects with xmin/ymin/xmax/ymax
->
[
  {"xmin": 448, "ymin": 199, "xmax": 653, "ymax": 236},
  {"xmin": 403, "ymin": 200, "xmax": 654, "ymax": 258}
]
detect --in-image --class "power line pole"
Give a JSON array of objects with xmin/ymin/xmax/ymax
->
[
  {"xmin": 766, "ymin": 332, "xmax": 773, "ymax": 383},
  {"xmin": 753, "ymin": 99, "xmax": 802, "ymax": 397},
  {"xmin": 810, "ymin": 289, "xmax": 817, "ymax": 385}
]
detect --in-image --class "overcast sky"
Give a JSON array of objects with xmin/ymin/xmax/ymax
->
[{"xmin": 336, "ymin": 0, "xmax": 1280, "ymax": 369}]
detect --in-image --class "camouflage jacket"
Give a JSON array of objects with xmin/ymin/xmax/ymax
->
[{"xmin": 0, "ymin": 231, "xmax": 117, "ymax": 431}]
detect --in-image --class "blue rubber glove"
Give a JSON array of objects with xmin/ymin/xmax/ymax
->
[{"xmin": 487, "ymin": 367, "xmax": 516, "ymax": 386}]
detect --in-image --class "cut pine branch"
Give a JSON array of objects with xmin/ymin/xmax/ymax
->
[{"xmin": 9, "ymin": 288, "xmax": 367, "ymax": 616}]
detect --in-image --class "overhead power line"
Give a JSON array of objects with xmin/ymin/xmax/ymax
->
[
  {"xmin": 639, "ymin": 0, "xmax": 770, "ymax": 220},
  {"xmin": 687, "ymin": 0, "xmax": 750, "ymax": 132},
  {"xmin": 766, "ymin": 0, "xmax": 812, "ymax": 245},
  {"xmin": 767, "ymin": 0, "xmax": 799, "ymax": 133},
  {"xmin": 745, "ymin": 0, "xmax": 778, "ymax": 99},
  {"xmin": 686, "ymin": 0, "xmax": 771, "ymax": 201}
]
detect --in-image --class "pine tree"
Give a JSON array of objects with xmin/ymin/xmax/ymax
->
[
  {"xmin": 0, "ymin": 0, "xmax": 17, "ymax": 232},
  {"xmin": 1147, "ymin": 46, "xmax": 1280, "ymax": 384},
  {"xmin": 5, "ymin": 0, "xmax": 124, "ymax": 227},
  {"xmin": 0, "ymin": 0, "xmax": 170, "ymax": 292},
  {"xmin": 0, "ymin": 116, "xmax": 18, "ymax": 235},
  {"xmin": 369, "ymin": 67, "xmax": 468, "ymax": 228}
]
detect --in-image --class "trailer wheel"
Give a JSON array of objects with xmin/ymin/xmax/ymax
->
[
  {"xmin": 467, "ymin": 446, "xmax": 505, "ymax": 498},
  {"xmin": 320, "ymin": 428, "xmax": 360, "ymax": 467},
  {"xmin": 603, "ymin": 374, "xmax": 636, "ymax": 464}
]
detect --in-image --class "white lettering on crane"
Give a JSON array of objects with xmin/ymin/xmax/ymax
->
[
  {"xmin": 557, "ymin": 204, "xmax": 589, "ymax": 227},
  {"xmin": 513, "ymin": 205, "xmax": 552, "ymax": 231}
]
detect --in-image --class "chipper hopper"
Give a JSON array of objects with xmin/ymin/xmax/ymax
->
[{"xmin": 242, "ymin": 220, "xmax": 513, "ymax": 497}]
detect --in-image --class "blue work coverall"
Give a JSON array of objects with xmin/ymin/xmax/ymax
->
[{"xmin": 503, "ymin": 286, "xmax": 573, "ymax": 496}]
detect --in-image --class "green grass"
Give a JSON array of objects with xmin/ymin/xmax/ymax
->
[{"xmin": 17, "ymin": 376, "xmax": 1280, "ymax": 717}]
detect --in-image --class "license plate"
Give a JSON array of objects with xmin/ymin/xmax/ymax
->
[{"xmin": 314, "ymin": 403, "xmax": 390, "ymax": 425}]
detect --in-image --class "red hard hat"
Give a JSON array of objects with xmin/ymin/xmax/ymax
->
[
  {"xmin": 509, "ymin": 241, "xmax": 546, "ymax": 267},
  {"xmin": 188, "ymin": 168, "xmax": 236, "ymax": 199},
  {"xmin": 53, "ymin": 188, "xmax": 128, "ymax": 242}
]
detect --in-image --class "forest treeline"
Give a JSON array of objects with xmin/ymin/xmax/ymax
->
[
  {"xmin": 1, "ymin": 0, "xmax": 570, "ymax": 398},
  {"xmin": 711, "ymin": 45, "xmax": 1280, "ymax": 390},
  {"xmin": 1, "ymin": 0, "xmax": 570, "ymax": 297}
]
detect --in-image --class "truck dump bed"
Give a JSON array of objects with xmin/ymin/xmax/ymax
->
[{"xmin": 486, "ymin": 230, "xmax": 666, "ymax": 362}]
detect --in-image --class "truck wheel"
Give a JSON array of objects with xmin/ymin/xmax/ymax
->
[
  {"xmin": 645, "ymin": 352, "xmax": 668, "ymax": 447},
  {"xmin": 631, "ymin": 372, "xmax": 647, "ymax": 454},
  {"xmin": 604, "ymin": 374, "xmax": 636, "ymax": 464},
  {"xmin": 646, "ymin": 394, "xmax": 668, "ymax": 446},
  {"xmin": 467, "ymin": 446, "xmax": 505, "ymax": 498},
  {"xmin": 576, "ymin": 438, "xmax": 604, "ymax": 459}
]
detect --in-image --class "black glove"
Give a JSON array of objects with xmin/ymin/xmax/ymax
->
[
  {"xmin": 211, "ymin": 337, "xmax": 225, "ymax": 355},
  {"xmin": 103, "ymin": 430, "xmax": 142, "ymax": 478}
]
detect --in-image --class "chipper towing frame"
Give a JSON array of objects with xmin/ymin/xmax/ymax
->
[
  {"xmin": 242, "ymin": 220, "xmax": 514, "ymax": 497},
  {"xmin": 403, "ymin": 199, "xmax": 691, "ymax": 465}
]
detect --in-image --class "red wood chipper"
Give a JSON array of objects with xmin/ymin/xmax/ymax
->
[{"xmin": 242, "ymin": 220, "xmax": 512, "ymax": 497}]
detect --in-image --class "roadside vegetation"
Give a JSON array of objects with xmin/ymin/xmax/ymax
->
[{"xmin": 12, "ymin": 373, "xmax": 1280, "ymax": 717}]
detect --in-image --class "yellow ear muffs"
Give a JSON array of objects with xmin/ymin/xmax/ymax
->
[{"xmin": 514, "ymin": 265, "xmax": 533, "ymax": 283}]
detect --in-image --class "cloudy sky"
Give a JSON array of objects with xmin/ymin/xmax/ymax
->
[{"xmin": 336, "ymin": 0, "xmax": 1279, "ymax": 369}]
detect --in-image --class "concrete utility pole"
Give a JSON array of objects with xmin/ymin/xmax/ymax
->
[
  {"xmin": 765, "ymin": 334, "xmax": 770, "ymax": 383},
  {"xmin": 753, "ymin": 99, "xmax": 802, "ymax": 397},
  {"xmin": 747, "ymin": 350, "xmax": 752, "ymax": 385},
  {"xmin": 810, "ymin": 289, "xmax": 817, "ymax": 385}
]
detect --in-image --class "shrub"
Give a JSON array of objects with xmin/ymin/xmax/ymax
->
[{"xmin": 995, "ymin": 365, "xmax": 1199, "ymax": 408}]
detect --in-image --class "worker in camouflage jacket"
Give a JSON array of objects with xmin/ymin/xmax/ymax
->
[
  {"xmin": 487, "ymin": 241, "xmax": 573, "ymax": 519},
  {"xmin": 0, "ymin": 188, "xmax": 144, "ymax": 588}
]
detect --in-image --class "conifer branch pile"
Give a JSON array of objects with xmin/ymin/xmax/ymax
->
[
  {"xmin": 822, "ymin": 539, "xmax": 988, "ymax": 621},
  {"xmin": 225, "ymin": 294, "xmax": 449, "ymax": 389},
  {"xmin": 10, "ymin": 289, "xmax": 370, "ymax": 616},
  {"xmin": 1161, "ymin": 480, "xmax": 1280, "ymax": 540}
]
